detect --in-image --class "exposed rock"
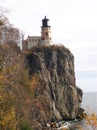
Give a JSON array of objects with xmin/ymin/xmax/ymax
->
[
  {"xmin": 77, "ymin": 107, "xmax": 85, "ymax": 119},
  {"xmin": 25, "ymin": 45, "xmax": 83, "ymax": 129}
]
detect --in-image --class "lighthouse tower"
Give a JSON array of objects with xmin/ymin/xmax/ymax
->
[{"xmin": 41, "ymin": 16, "xmax": 52, "ymax": 46}]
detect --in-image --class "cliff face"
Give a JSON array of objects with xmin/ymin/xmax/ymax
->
[{"xmin": 25, "ymin": 45, "xmax": 83, "ymax": 128}]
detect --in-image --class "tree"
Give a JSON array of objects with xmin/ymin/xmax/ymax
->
[
  {"xmin": 0, "ymin": 26, "xmax": 22, "ymax": 46},
  {"xmin": 0, "ymin": 7, "xmax": 9, "ymax": 26},
  {"xmin": 0, "ymin": 7, "xmax": 22, "ymax": 48},
  {"xmin": 0, "ymin": 45, "xmax": 17, "ymax": 130},
  {"xmin": 0, "ymin": 7, "xmax": 28, "ymax": 130}
]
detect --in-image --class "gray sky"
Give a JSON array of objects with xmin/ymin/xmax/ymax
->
[{"xmin": 1, "ymin": 0, "xmax": 97, "ymax": 92}]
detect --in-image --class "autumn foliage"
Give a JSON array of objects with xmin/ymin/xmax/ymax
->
[
  {"xmin": 84, "ymin": 113, "xmax": 97, "ymax": 130},
  {"xmin": 0, "ymin": 9, "xmax": 32, "ymax": 129}
]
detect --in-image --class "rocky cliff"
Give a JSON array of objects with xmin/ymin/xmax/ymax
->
[{"xmin": 25, "ymin": 45, "xmax": 83, "ymax": 129}]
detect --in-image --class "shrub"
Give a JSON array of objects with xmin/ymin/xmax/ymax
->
[
  {"xmin": 78, "ymin": 112, "xmax": 97, "ymax": 130},
  {"xmin": 21, "ymin": 122, "xmax": 31, "ymax": 130},
  {"xmin": 85, "ymin": 113, "xmax": 97, "ymax": 130}
]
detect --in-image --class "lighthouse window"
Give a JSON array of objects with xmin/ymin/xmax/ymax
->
[{"xmin": 46, "ymin": 32, "xmax": 48, "ymax": 36}]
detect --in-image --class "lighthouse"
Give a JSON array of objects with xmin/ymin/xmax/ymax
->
[
  {"xmin": 41, "ymin": 16, "xmax": 52, "ymax": 45},
  {"xmin": 22, "ymin": 16, "xmax": 52, "ymax": 50}
]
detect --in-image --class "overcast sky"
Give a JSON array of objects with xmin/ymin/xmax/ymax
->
[{"xmin": 1, "ymin": 0, "xmax": 97, "ymax": 92}]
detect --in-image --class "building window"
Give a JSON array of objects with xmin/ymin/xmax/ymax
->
[
  {"xmin": 35, "ymin": 39, "xmax": 37, "ymax": 42},
  {"xmin": 29, "ymin": 39, "xmax": 31, "ymax": 42},
  {"xmin": 32, "ymin": 39, "xmax": 34, "ymax": 42},
  {"xmin": 46, "ymin": 32, "xmax": 48, "ymax": 36}
]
